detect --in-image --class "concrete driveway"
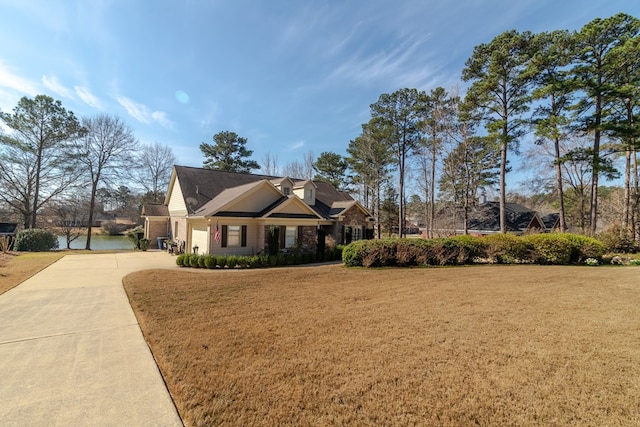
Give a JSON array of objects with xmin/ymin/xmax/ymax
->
[{"xmin": 0, "ymin": 252, "xmax": 183, "ymax": 426}]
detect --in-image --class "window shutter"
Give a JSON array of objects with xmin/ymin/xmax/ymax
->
[
  {"xmin": 221, "ymin": 225, "xmax": 228, "ymax": 247},
  {"xmin": 297, "ymin": 226, "xmax": 303, "ymax": 249},
  {"xmin": 279, "ymin": 226, "xmax": 286, "ymax": 249},
  {"xmin": 241, "ymin": 225, "xmax": 247, "ymax": 247}
]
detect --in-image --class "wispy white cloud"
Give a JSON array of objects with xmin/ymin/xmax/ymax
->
[
  {"xmin": 75, "ymin": 86, "xmax": 103, "ymax": 109},
  {"xmin": 0, "ymin": 61, "xmax": 38, "ymax": 96},
  {"xmin": 289, "ymin": 140, "xmax": 305, "ymax": 151},
  {"xmin": 42, "ymin": 75, "xmax": 73, "ymax": 98},
  {"xmin": 327, "ymin": 34, "xmax": 436, "ymax": 89},
  {"xmin": 116, "ymin": 95, "xmax": 172, "ymax": 128},
  {"xmin": 151, "ymin": 111, "xmax": 172, "ymax": 128}
]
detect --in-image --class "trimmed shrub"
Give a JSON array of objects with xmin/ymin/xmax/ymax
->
[
  {"xmin": 176, "ymin": 253, "xmax": 187, "ymax": 266},
  {"xmin": 226, "ymin": 255, "xmax": 238, "ymax": 268},
  {"xmin": 481, "ymin": 234, "xmax": 532, "ymax": 264},
  {"xmin": 188, "ymin": 254, "xmax": 200, "ymax": 268},
  {"xmin": 523, "ymin": 234, "xmax": 572, "ymax": 265},
  {"xmin": 343, "ymin": 240, "xmax": 367, "ymax": 267},
  {"xmin": 204, "ymin": 255, "xmax": 217, "ymax": 269},
  {"xmin": 197, "ymin": 255, "xmax": 207, "ymax": 268},
  {"xmin": 361, "ymin": 239, "xmax": 396, "ymax": 267},
  {"xmin": 449, "ymin": 235, "xmax": 486, "ymax": 262},
  {"xmin": 563, "ymin": 233, "xmax": 605, "ymax": 263},
  {"xmin": 431, "ymin": 238, "xmax": 466, "ymax": 266},
  {"xmin": 301, "ymin": 252, "xmax": 310, "ymax": 264},
  {"xmin": 14, "ymin": 228, "xmax": 59, "ymax": 252},
  {"xmin": 395, "ymin": 239, "xmax": 431, "ymax": 266},
  {"xmin": 259, "ymin": 254, "xmax": 270, "ymax": 267}
]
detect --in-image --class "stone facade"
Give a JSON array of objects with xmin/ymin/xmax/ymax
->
[
  {"xmin": 343, "ymin": 206, "xmax": 369, "ymax": 228},
  {"xmin": 299, "ymin": 226, "xmax": 317, "ymax": 251}
]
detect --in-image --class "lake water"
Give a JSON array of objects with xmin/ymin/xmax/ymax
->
[{"xmin": 57, "ymin": 234, "xmax": 133, "ymax": 250}]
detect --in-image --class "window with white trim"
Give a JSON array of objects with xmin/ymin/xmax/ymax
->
[
  {"xmin": 285, "ymin": 226, "xmax": 297, "ymax": 248},
  {"xmin": 227, "ymin": 225, "xmax": 241, "ymax": 247},
  {"xmin": 352, "ymin": 226, "xmax": 362, "ymax": 241}
]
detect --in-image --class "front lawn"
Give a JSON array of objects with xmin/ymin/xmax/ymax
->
[
  {"xmin": 124, "ymin": 265, "xmax": 640, "ymax": 426},
  {"xmin": 0, "ymin": 252, "xmax": 65, "ymax": 295}
]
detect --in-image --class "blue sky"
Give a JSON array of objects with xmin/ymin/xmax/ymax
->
[{"xmin": 0, "ymin": 0, "xmax": 638, "ymax": 180}]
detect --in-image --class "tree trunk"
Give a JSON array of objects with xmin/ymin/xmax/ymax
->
[
  {"xmin": 429, "ymin": 141, "xmax": 437, "ymax": 239},
  {"xmin": 624, "ymin": 147, "xmax": 632, "ymax": 229},
  {"xmin": 85, "ymin": 179, "xmax": 99, "ymax": 250},
  {"xmin": 633, "ymin": 148, "xmax": 639, "ymax": 242},
  {"xmin": 589, "ymin": 95, "xmax": 603, "ymax": 236},
  {"xmin": 398, "ymin": 146, "xmax": 405, "ymax": 238},
  {"xmin": 554, "ymin": 137, "xmax": 567, "ymax": 232},
  {"xmin": 499, "ymin": 141, "xmax": 507, "ymax": 233},
  {"xmin": 31, "ymin": 140, "xmax": 44, "ymax": 229}
]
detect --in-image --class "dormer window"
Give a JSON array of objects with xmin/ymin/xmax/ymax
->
[{"xmin": 283, "ymin": 187, "xmax": 291, "ymax": 195}]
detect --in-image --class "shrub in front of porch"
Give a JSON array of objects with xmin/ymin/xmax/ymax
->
[{"xmin": 176, "ymin": 247, "xmax": 343, "ymax": 269}]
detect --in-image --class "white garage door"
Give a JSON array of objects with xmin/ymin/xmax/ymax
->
[{"xmin": 191, "ymin": 225, "xmax": 208, "ymax": 254}]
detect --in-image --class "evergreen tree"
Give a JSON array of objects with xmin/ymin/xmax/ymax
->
[
  {"xmin": 462, "ymin": 30, "xmax": 535, "ymax": 233},
  {"xmin": 313, "ymin": 151, "xmax": 348, "ymax": 189},
  {"xmin": 571, "ymin": 13, "xmax": 640, "ymax": 234},
  {"xmin": 200, "ymin": 131, "xmax": 259, "ymax": 173},
  {"xmin": 370, "ymin": 88, "xmax": 421, "ymax": 238}
]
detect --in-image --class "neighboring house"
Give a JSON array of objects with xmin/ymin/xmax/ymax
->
[
  {"xmin": 0, "ymin": 222, "xmax": 18, "ymax": 237},
  {"xmin": 142, "ymin": 165, "xmax": 373, "ymax": 254},
  {"xmin": 435, "ymin": 201, "xmax": 558, "ymax": 236}
]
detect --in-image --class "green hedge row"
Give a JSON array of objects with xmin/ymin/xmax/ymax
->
[
  {"xmin": 342, "ymin": 233, "xmax": 606, "ymax": 267},
  {"xmin": 176, "ymin": 247, "xmax": 343, "ymax": 269}
]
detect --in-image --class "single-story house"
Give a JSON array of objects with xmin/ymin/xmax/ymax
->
[
  {"xmin": 435, "ymin": 201, "xmax": 559, "ymax": 236},
  {"xmin": 142, "ymin": 165, "xmax": 374, "ymax": 254}
]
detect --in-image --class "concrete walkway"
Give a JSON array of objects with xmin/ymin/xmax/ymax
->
[{"xmin": 0, "ymin": 252, "xmax": 183, "ymax": 426}]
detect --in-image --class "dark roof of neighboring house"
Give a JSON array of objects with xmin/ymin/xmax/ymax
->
[
  {"xmin": 450, "ymin": 202, "xmax": 549, "ymax": 233},
  {"xmin": 141, "ymin": 204, "xmax": 169, "ymax": 217},
  {"xmin": 541, "ymin": 213, "xmax": 560, "ymax": 230},
  {"xmin": 170, "ymin": 165, "xmax": 367, "ymax": 220}
]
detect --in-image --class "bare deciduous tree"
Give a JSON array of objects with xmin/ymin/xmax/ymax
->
[
  {"xmin": 131, "ymin": 142, "xmax": 177, "ymax": 203},
  {"xmin": 78, "ymin": 114, "xmax": 138, "ymax": 249}
]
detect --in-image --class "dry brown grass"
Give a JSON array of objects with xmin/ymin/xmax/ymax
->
[
  {"xmin": 124, "ymin": 265, "xmax": 640, "ymax": 426},
  {"xmin": 0, "ymin": 252, "xmax": 65, "ymax": 295}
]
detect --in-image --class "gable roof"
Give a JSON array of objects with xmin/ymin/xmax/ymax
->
[
  {"xmin": 541, "ymin": 213, "xmax": 560, "ymax": 230},
  {"xmin": 467, "ymin": 202, "xmax": 545, "ymax": 233},
  {"xmin": 194, "ymin": 179, "xmax": 280, "ymax": 216},
  {"xmin": 167, "ymin": 165, "xmax": 371, "ymax": 221},
  {"xmin": 261, "ymin": 195, "xmax": 323, "ymax": 219},
  {"xmin": 141, "ymin": 204, "xmax": 169, "ymax": 217},
  {"xmin": 166, "ymin": 166, "xmax": 272, "ymax": 211}
]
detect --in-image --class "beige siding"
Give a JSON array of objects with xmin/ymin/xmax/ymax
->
[
  {"xmin": 293, "ymin": 182, "xmax": 315, "ymax": 205},
  {"xmin": 167, "ymin": 178, "xmax": 188, "ymax": 216},
  {"xmin": 228, "ymin": 190, "xmax": 281, "ymax": 213},
  {"xmin": 172, "ymin": 218, "xmax": 188, "ymax": 245}
]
